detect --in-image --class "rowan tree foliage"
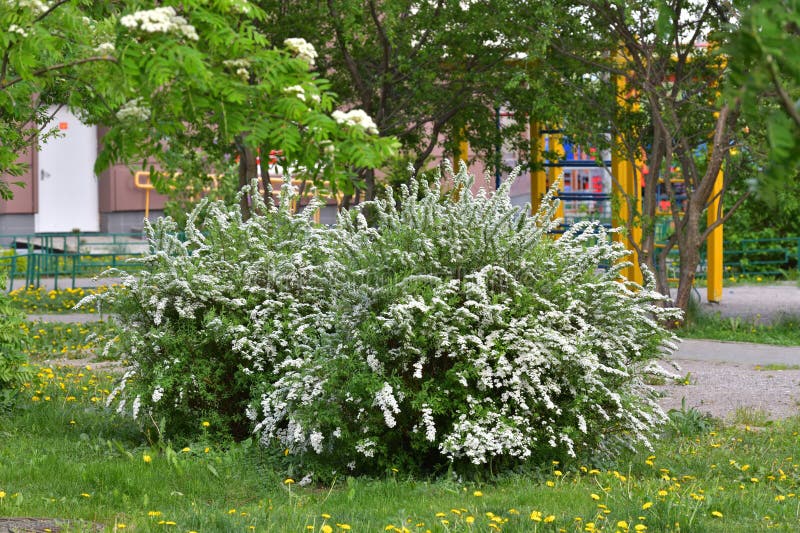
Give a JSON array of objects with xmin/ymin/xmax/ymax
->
[
  {"xmin": 0, "ymin": 1, "xmax": 398, "ymax": 210},
  {"xmin": 256, "ymin": 0, "xmax": 555, "ymax": 202},
  {"xmin": 0, "ymin": 1, "xmax": 118, "ymax": 199}
]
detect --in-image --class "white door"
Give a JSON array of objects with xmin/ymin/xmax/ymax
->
[{"xmin": 35, "ymin": 106, "xmax": 99, "ymax": 232}]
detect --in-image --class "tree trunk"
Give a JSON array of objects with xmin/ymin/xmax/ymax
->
[
  {"xmin": 236, "ymin": 141, "xmax": 258, "ymax": 219},
  {"xmin": 673, "ymin": 207, "xmax": 701, "ymax": 313}
]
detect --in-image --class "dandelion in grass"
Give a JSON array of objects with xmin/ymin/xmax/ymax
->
[
  {"xmin": 473, "ymin": 490, "xmax": 483, "ymax": 497},
  {"xmin": 143, "ymin": 454, "xmax": 152, "ymax": 463},
  {"xmin": 711, "ymin": 511, "xmax": 723, "ymax": 518}
]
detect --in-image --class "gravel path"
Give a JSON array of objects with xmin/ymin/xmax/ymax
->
[
  {"xmin": 647, "ymin": 282, "xmax": 800, "ymax": 422},
  {"xmin": 653, "ymin": 359, "xmax": 800, "ymax": 422}
]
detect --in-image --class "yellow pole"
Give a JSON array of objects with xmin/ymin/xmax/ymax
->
[
  {"xmin": 612, "ymin": 60, "xmax": 643, "ymax": 284},
  {"xmin": 529, "ymin": 120, "xmax": 547, "ymax": 214},
  {"xmin": 457, "ymin": 128, "xmax": 469, "ymax": 169},
  {"xmin": 706, "ymin": 167, "xmax": 724, "ymax": 302},
  {"xmin": 548, "ymin": 132, "xmax": 564, "ymax": 221}
]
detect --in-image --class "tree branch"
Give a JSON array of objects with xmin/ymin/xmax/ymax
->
[{"xmin": 0, "ymin": 55, "xmax": 117, "ymax": 90}]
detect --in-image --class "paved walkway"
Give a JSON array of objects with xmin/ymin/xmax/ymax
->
[{"xmin": 671, "ymin": 338, "xmax": 800, "ymax": 365}]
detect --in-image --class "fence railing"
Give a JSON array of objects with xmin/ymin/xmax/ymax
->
[
  {"xmin": 1, "ymin": 232, "xmax": 148, "ymax": 291},
  {"xmin": 3, "ymin": 231, "xmax": 799, "ymax": 291}
]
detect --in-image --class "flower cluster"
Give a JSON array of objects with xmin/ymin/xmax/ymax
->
[
  {"xmin": 284, "ymin": 37, "xmax": 317, "ymax": 68},
  {"xmin": 115, "ymin": 98, "xmax": 151, "ymax": 122},
  {"xmin": 120, "ymin": 7, "xmax": 199, "ymax": 41},
  {"xmin": 94, "ymin": 42, "xmax": 115, "ymax": 54},
  {"xmin": 332, "ymin": 109, "xmax": 379, "ymax": 134},
  {"xmin": 4, "ymin": 0, "xmax": 48, "ymax": 15}
]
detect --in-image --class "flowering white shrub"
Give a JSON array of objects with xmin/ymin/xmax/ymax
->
[{"xmin": 91, "ymin": 165, "xmax": 679, "ymax": 476}]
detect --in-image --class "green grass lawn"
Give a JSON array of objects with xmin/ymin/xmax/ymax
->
[
  {"xmin": 23, "ymin": 320, "xmax": 120, "ymax": 361},
  {"xmin": 8, "ymin": 285, "xmax": 110, "ymax": 314},
  {"xmin": 678, "ymin": 312, "xmax": 800, "ymax": 346},
  {"xmin": 1, "ymin": 364, "xmax": 799, "ymax": 532}
]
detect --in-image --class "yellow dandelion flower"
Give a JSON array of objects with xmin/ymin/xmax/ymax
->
[
  {"xmin": 202, "ymin": 421, "xmax": 210, "ymax": 428},
  {"xmin": 642, "ymin": 502, "xmax": 653, "ymax": 510},
  {"xmin": 143, "ymin": 454, "xmax": 152, "ymax": 464},
  {"xmin": 322, "ymin": 514, "xmax": 331, "ymax": 519},
  {"xmin": 634, "ymin": 525, "xmax": 647, "ymax": 531},
  {"xmin": 284, "ymin": 478, "xmax": 295, "ymax": 485},
  {"xmin": 531, "ymin": 511, "xmax": 543, "ymax": 522},
  {"xmin": 711, "ymin": 511, "xmax": 723, "ymax": 518},
  {"xmin": 543, "ymin": 515, "xmax": 555, "ymax": 523},
  {"xmin": 321, "ymin": 526, "xmax": 333, "ymax": 533},
  {"xmin": 473, "ymin": 490, "xmax": 483, "ymax": 497},
  {"xmin": 590, "ymin": 493, "xmax": 601, "ymax": 501},
  {"xmin": 466, "ymin": 516, "xmax": 475, "ymax": 524},
  {"xmin": 336, "ymin": 524, "xmax": 352, "ymax": 530}
]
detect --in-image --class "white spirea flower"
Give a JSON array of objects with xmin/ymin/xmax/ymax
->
[
  {"xmin": 132, "ymin": 395, "xmax": 142, "ymax": 420},
  {"xmin": 421, "ymin": 405, "xmax": 436, "ymax": 442},
  {"xmin": 374, "ymin": 382, "xmax": 401, "ymax": 428},
  {"xmin": 284, "ymin": 37, "xmax": 317, "ymax": 68},
  {"xmin": 309, "ymin": 431, "xmax": 324, "ymax": 453},
  {"xmin": 120, "ymin": 7, "xmax": 198, "ymax": 41},
  {"xmin": 332, "ymin": 109, "xmax": 379, "ymax": 135},
  {"xmin": 152, "ymin": 386, "xmax": 164, "ymax": 403}
]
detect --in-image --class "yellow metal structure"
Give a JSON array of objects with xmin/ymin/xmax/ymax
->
[
  {"xmin": 133, "ymin": 171, "xmax": 155, "ymax": 220},
  {"xmin": 529, "ymin": 120, "xmax": 547, "ymax": 214},
  {"xmin": 133, "ymin": 171, "xmax": 326, "ymax": 224},
  {"xmin": 706, "ymin": 168, "xmax": 724, "ymax": 302},
  {"xmin": 546, "ymin": 131, "xmax": 565, "ymax": 221}
]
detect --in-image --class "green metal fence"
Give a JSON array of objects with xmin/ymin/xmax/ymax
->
[
  {"xmin": 654, "ymin": 236, "xmax": 800, "ymax": 280},
  {"xmin": 1, "ymin": 232, "xmax": 148, "ymax": 291}
]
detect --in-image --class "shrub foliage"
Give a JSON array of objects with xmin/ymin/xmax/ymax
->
[
  {"xmin": 0, "ymin": 273, "xmax": 32, "ymax": 405},
  {"xmin": 89, "ymin": 165, "xmax": 680, "ymax": 476}
]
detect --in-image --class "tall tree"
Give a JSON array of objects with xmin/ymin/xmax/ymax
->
[
  {"xmin": 0, "ymin": 1, "xmax": 117, "ymax": 198},
  {"xmin": 536, "ymin": 0, "xmax": 749, "ymax": 312},
  {"xmin": 256, "ymin": 0, "xmax": 555, "ymax": 202}
]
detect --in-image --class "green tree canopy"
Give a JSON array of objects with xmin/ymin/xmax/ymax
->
[
  {"xmin": 256, "ymin": 0, "xmax": 556, "ymax": 200},
  {"xmin": 1, "ymin": 1, "xmax": 398, "ymax": 209}
]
